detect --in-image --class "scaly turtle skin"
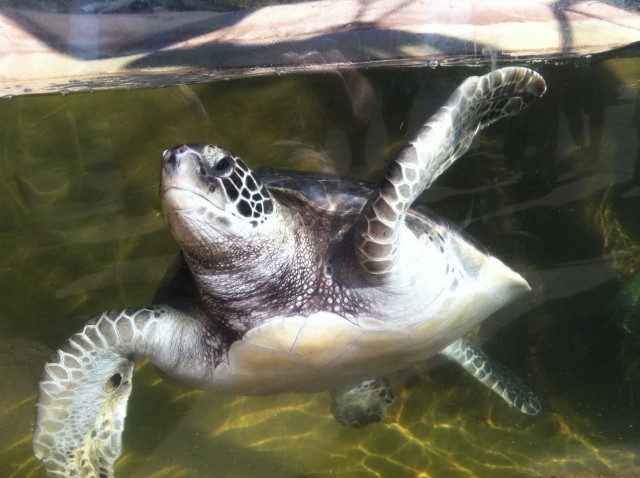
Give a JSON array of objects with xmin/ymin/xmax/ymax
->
[{"xmin": 34, "ymin": 67, "xmax": 546, "ymax": 478}]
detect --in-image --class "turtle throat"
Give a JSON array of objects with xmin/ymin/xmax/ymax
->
[{"xmin": 184, "ymin": 207, "xmax": 304, "ymax": 337}]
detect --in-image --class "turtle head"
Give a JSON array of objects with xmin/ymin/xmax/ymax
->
[{"xmin": 161, "ymin": 144, "xmax": 275, "ymax": 244}]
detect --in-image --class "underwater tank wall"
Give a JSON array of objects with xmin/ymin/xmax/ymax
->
[{"xmin": 0, "ymin": 1, "xmax": 639, "ymax": 477}]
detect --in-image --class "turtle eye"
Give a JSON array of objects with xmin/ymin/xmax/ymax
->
[{"xmin": 215, "ymin": 156, "xmax": 232, "ymax": 173}]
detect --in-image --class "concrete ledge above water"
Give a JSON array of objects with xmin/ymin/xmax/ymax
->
[{"xmin": 1, "ymin": 0, "xmax": 639, "ymax": 96}]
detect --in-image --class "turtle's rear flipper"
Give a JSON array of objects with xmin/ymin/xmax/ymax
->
[
  {"xmin": 330, "ymin": 377, "xmax": 396, "ymax": 428},
  {"xmin": 330, "ymin": 338, "xmax": 540, "ymax": 429},
  {"xmin": 441, "ymin": 338, "xmax": 541, "ymax": 415}
]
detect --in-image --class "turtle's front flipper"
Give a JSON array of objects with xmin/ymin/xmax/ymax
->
[
  {"xmin": 441, "ymin": 338, "xmax": 541, "ymax": 415},
  {"xmin": 354, "ymin": 67, "xmax": 546, "ymax": 279},
  {"xmin": 34, "ymin": 306, "xmax": 210, "ymax": 477}
]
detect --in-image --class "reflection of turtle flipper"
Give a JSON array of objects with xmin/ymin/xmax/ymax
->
[{"xmin": 442, "ymin": 338, "xmax": 541, "ymax": 415}]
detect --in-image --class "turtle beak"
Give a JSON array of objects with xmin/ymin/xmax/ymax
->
[
  {"xmin": 160, "ymin": 145, "xmax": 203, "ymax": 194},
  {"xmin": 162, "ymin": 145, "xmax": 190, "ymax": 177},
  {"xmin": 160, "ymin": 144, "xmax": 227, "ymax": 213},
  {"xmin": 162, "ymin": 148, "xmax": 178, "ymax": 174}
]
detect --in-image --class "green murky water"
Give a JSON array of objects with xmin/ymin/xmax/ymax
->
[{"xmin": 1, "ymin": 58, "xmax": 639, "ymax": 477}]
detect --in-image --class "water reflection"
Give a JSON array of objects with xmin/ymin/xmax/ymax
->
[{"xmin": 0, "ymin": 58, "xmax": 639, "ymax": 477}]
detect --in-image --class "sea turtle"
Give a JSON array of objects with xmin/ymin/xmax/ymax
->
[{"xmin": 34, "ymin": 67, "xmax": 546, "ymax": 477}]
